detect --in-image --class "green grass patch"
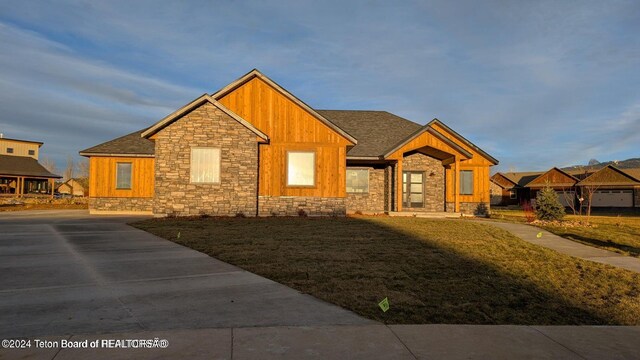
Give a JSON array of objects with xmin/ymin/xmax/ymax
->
[
  {"xmin": 491, "ymin": 209, "xmax": 640, "ymax": 257},
  {"xmin": 133, "ymin": 216, "xmax": 640, "ymax": 325}
]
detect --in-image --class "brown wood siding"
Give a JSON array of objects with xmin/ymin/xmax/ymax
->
[
  {"xmin": 445, "ymin": 165, "xmax": 491, "ymax": 203},
  {"xmin": 527, "ymin": 169, "xmax": 577, "ymax": 187},
  {"xmin": 89, "ymin": 157, "xmax": 154, "ymax": 198},
  {"xmin": 218, "ymin": 77, "xmax": 350, "ymax": 197}
]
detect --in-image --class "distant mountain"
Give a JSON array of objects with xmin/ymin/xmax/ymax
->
[{"xmin": 562, "ymin": 157, "xmax": 640, "ymax": 171}]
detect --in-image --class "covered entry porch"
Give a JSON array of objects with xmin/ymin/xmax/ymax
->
[{"xmin": 0, "ymin": 175, "xmax": 56, "ymax": 197}]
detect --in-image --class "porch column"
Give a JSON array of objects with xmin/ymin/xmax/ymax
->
[
  {"xmin": 454, "ymin": 157, "xmax": 460, "ymax": 212},
  {"xmin": 396, "ymin": 159, "xmax": 403, "ymax": 212},
  {"xmin": 17, "ymin": 177, "xmax": 23, "ymax": 196},
  {"xmin": 49, "ymin": 178, "xmax": 54, "ymax": 198}
]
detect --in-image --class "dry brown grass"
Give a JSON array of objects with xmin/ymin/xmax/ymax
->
[
  {"xmin": 492, "ymin": 209, "xmax": 640, "ymax": 257},
  {"xmin": 133, "ymin": 216, "xmax": 640, "ymax": 325}
]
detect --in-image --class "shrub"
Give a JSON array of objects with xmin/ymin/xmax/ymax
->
[
  {"xmin": 522, "ymin": 201, "xmax": 536, "ymax": 223},
  {"xmin": 474, "ymin": 203, "xmax": 488, "ymax": 216},
  {"xmin": 297, "ymin": 208, "xmax": 308, "ymax": 217},
  {"xmin": 535, "ymin": 186, "xmax": 565, "ymax": 221}
]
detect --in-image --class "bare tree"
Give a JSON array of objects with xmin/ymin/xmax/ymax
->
[
  {"xmin": 40, "ymin": 156, "xmax": 58, "ymax": 175},
  {"xmin": 76, "ymin": 158, "xmax": 89, "ymax": 179},
  {"xmin": 64, "ymin": 156, "xmax": 75, "ymax": 197},
  {"xmin": 561, "ymin": 186, "xmax": 578, "ymax": 215},
  {"xmin": 581, "ymin": 184, "xmax": 601, "ymax": 223}
]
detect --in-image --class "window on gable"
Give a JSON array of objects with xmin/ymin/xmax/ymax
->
[
  {"xmin": 6, "ymin": 147, "xmax": 13, "ymax": 154},
  {"xmin": 190, "ymin": 148, "xmax": 221, "ymax": 183},
  {"xmin": 346, "ymin": 169, "xmax": 369, "ymax": 193},
  {"xmin": 116, "ymin": 162, "xmax": 132, "ymax": 189},
  {"xmin": 28, "ymin": 150, "xmax": 35, "ymax": 156},
  {"xmin": 460, "ymin": 170, "xmax": 473, "ymax": 195},
  {"xmin": 287, "ymin": 151, "xmax": 315, "ymax": 186}
]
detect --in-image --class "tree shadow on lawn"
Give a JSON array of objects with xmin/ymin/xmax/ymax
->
[
  {"xmin": 133, "ymin": 216, "xmax": 640, "ymax": 325},
  {"xmin": 561, "ymin": 233, "xmax": 640, "ymax": 257}
]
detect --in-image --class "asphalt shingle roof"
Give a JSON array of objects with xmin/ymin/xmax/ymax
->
[
  {"xmin": 318, "ymin": 110, "xmax": 422, "ymax": 157},
  {"xmin": 0, "ymin": 155, "xmax": 61, "ymax": 178},
  {"xmin": 79, "ymin": 129, "xmax": 155, "ymax": 156}
]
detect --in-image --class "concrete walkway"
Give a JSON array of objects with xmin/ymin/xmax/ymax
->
[
  {"xmin": 482, "ymin": 220, "xmax": 640, "ymax": 273},
  {"xmin": 3, "ymin": 324, "xmax": 640, "ymax": 359}
]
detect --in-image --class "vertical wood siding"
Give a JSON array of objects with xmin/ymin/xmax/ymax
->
[
  {"xmin": 218, "ymin": 77, "xmax": 350, "ymax": 197},
  {"xmin": 89, "ymin": 157, "xmax": 154, "ymax": 197}
]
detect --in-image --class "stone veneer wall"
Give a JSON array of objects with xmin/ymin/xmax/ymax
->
[
  {"xmin": 154, "ymin": 103, "xmax": 259, "ymax": 217},
  {"xmin": 345, "ymin": 166, "xmax": 386, "ymax": 213},
  {"xmin": 89, "ymin": 197, "xmax": 153, "ymax": 213},
  {"xmin": 446, "ymin": 202, "xmax": 490, "ymax": 215},
  {"xmin": 635, "ymin": 188, "xmax": 640, "ymax": 207},
  {"xmin": 402, "ymin": 152, "xmax": 445, "ymax": 212},
  {"xmin": 259, "ymin": 196, "xmax": 346, "ymax": 216}
]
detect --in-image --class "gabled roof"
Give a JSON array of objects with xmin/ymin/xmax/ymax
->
[
  {"xmin": 524, "ymin": 167, "xmax": 580, "ymax": 188},
  {"xmin": 499, "ymin": 171, "xmax": 544, "ymax": 187},
  {"xmin": 318, "ymin": 110, "xmax": 421, "ymax": 158},
  {"xmin": 491, "ymin": 173, "xmax": 518, "ymax": 189},
  {"xmin": 577, "ymin": 165, "xmax": 640, "ymax": 186},
  {"xmin": 80, "ymin": 129, "xmax": 155, "ymax": 157},
  {"xmin": 0, "ymin": 155, "xmax": 61, "ymax": 178},
  {"xmin": 318, "ymin": 111, "xmax": 480, "ymax": 160},
  {"xmin": 427, "ymin": 119, "xmax": 499, "ymax": 165},
  {"xmin": 622, "ymin": 168, "xmax": 640, "ymax": 181},
  {"xmin": 212, "ymin": 69, "xmax": 357, "ymax": 145},
  {"xmin": 141, "ymin": 94, "xmax": 269, "ymax": 141}
]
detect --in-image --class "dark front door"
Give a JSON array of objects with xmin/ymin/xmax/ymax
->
[{"xmin": 403, "ymin": 171, "xmax": 424, "ymax": 208}]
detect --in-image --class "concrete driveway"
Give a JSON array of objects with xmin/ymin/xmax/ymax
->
[{"xmin": 0, "ymin": 210, "xmax": 370, "ymax": 338}]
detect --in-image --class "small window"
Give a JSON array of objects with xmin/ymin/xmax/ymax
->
[
  {"xmin": 509, "ymin": 190, "xmax": 517, "ymax": 199},
  {"xmin": 287, "ymin": 151, "xmax": 315, "ymax": 186},
  {"xmin": 28, "ymin": 150, "xmax": 35, "ymax": 156},
  {"xmin": 6, "ymin": 148, "xmax": 13, "ymax": 154},
  {"xmin": 190, "ymin": 148, "xmax": 221, "ymax": 183},
  {"xmin": 116, "ymin": 162, "xmax": 132, "ymax": 189},
  {"xmin": 460, "ymin": 170, "xmax": 473, "ymax": 195},
  {"xmin": 346, "ymin": 169, "xmax": 369, "ymax": 193}
]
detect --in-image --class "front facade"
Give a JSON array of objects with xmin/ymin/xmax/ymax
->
[
  {"xmin": 81, "ymin": 70, "xmax": 498, "ymax": 216},
  {"xmin": 491, "ymin": 166, "xmax": 640, "ymax": 208},
  {"xmin": 0, "ymin": 137, "xmax": 61, "ymax": 196}
]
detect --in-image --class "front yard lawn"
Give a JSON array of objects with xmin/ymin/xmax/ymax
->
[
  {"xmin": 491, "ymin": 209, "xmax": 640, "ymax": 257},
  {"xmin": 133, "ymin": 216, "xmax": 640, "ymax": 325}
]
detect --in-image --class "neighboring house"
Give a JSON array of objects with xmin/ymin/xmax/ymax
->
[
  {"xmin": 491, "ymin": 165, "xmax": 640, "ymax": 208},
  {"xmin": 57, "ymin": 178, "xmax": 88, "ymax": 197},
  {"xmin": 80, "ymin": 69, "xmax": 498, "ymax": 216},
  {"xmin": 0, "ymin": 136, "xmax": 61, "ymax": 196}
]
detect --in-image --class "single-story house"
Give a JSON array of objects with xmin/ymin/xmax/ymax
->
[
  {"xmin": 0, "ymin": 136, "xmax": 61, "ymax": 196},
  {"xmin": 491, "ymin": 165, "xmax": 640, "ymax": 208},
  {"xmin": 56, "ymin": 178, "xmax": 88, "ymax": 197},
  {"xmin": 80, "ymin": 69, "xmax": 498, "ymax": 216}
]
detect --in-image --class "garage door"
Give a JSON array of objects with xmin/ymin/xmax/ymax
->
[
  {"xmin": 591, "ymin": 190, "xmax": 633, "ymax": 207},
  {"xmin": 555, "ymin": 191, "xmax": 575, "ymax": 207}
]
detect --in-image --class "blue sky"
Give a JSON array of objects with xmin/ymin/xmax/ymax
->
[{"xmin": 0, "ymin": 0, "xmax": 638, "ymax": 173}]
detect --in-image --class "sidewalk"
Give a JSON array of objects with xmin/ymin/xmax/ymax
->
[
  {"xmin": 480, "ymin": 221, "xmax": 640, "ymax": 273},
  {"xmin": 3, "ymin": 324, "xmax": 640, "ymax": 359}
]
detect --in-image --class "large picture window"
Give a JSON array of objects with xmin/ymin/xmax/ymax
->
[
  {"xmin": 287, "ymin": 151, "xmax": 315, "ymax": 186},
  {"xmin": 460, "ymin": 170, "xmax": 473, "ymax": 195},
  {"xmin": 346, "ymin": 169, "xmax": 369, "ymax": 193},
  {"xmin": 116, "ymin": 162, "xmax": 132, "ymax": 189},
  {"xmin": 191, "ymin": 148, "xmax": 221, "ymax": 183}
]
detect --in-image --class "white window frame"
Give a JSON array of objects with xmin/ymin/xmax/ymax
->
[
  {"xmin": 115, "ymin": 162, "xmax": 132, "ymax": 190},
  {"xmin": 286, "ymin": 151, "xmax": 316, "ymax": 187},
  {"xmin": 346, "ymin": 168, "xmax": 370, "ymax": 194},
  {"xmin": 190, "ymin": 147, "xmax": 221, "ymax": 184},
  {"xmin": 509, "ymin": 189, "xmax": 517, "ymax": 199}
]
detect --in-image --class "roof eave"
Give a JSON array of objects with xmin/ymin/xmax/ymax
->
[
  {"xmin": 79, "ymin": 152, "xmax": 155, "ymax": 158},
  {"xmin": 381, "ymin": 125, "xmax": 473, "ymax": 160},
  {"xmin": 427, "ymin": 118, "xmax": 499, "ymax": 165}
]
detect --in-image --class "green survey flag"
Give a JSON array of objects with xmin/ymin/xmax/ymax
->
[{"xmin": 379, "ymin": 297, "xmax": 390, "ymax": 312}]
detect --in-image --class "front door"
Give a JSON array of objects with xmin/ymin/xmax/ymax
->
[{"xmin": 403, "ymin": 171, "xmax": 424, "ymax": 208}]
